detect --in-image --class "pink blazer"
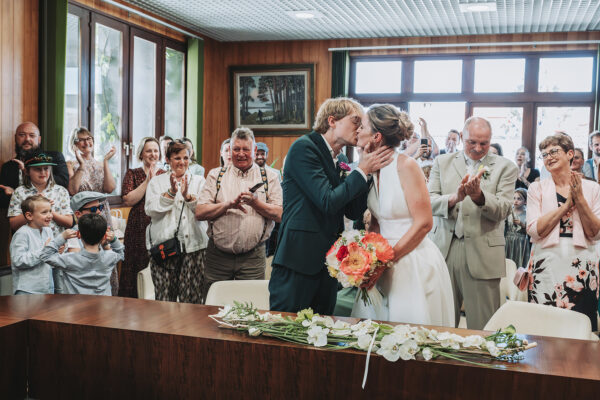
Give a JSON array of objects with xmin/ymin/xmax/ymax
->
[{"xmin": 527, "ymin": 178, "xmax": 600, "ymax": 248}]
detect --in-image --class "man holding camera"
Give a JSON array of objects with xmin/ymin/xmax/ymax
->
[{"xmin": 196, "ymin": 128, "xmax": 282, "ymax": 300}]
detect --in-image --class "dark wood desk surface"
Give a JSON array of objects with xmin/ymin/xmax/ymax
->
[{"xmin": 1, "ymin": 295, "xmax": 599, "ymax": 399}]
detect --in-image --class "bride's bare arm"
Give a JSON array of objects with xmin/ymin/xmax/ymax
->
[{"xmin": 390, "ymin": 156, "xmax": 433, "ymax": 262}]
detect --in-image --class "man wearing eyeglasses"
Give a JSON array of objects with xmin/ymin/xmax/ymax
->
[
  {"xmin": 429, "ymin": 116, "xmax": 518, "ymax": 330},
  {"xmin": 0, "ymin": 122, "xmax": 69, "ymax": 208}
]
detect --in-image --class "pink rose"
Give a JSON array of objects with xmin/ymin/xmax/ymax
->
[{"xmin": 339, "ymin": 162, "xmax": 351, "ymax": 172}]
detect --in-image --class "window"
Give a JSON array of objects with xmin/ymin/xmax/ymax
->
[
  {"xmin": 93, "ymin": 20, "xmax": 124, "ymax": 193},
  {"xmin": 164, "ymin": 47, "xmax": 186, "ymax": 138},
  {"xmin": 539, "ymin": 57, "xmax": 594, "ymax": 92},
  {"xmin": 535, "ymin": 107, "xmax": 592, "ymax": 169},
  {"xmin": 414, "ymin": 60, "xmax": 462, "ymax": 93},
  {"xmin": 354, "ymin": 61, "xmax": 402, "ymax": 94},
  {"xmin": 64, "ymin": 4, "xmax": 186, "ymax": 198},
  {"xmin": 131, "ymin": 35, "xmax": 157, "ymax": 169},
  {"xmin": 472, "ymin": 107, "xmax": 524, "ymax": 161},
  {"xmin": 408, "ymin": 102, "xmax": 466, "ymax": 148},
  {"xmin": 350, "ymin": 51, "xmax": 596, "ymax": 161},
  {"xmin": 474, "ymin": 59, "xmax": 525, "ymax": 93}
]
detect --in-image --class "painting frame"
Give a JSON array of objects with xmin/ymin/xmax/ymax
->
[{"xmin": 230, "ymin": 64, "xmax": 315, "ymax": 135}]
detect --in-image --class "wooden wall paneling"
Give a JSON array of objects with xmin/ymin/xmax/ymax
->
[
  {"xmin": 0, "ymin": 0, "xmax": 38, "ymax": 266},
  {"xmin": 1, "ymin": 0, "xmax": 14, "ymax": 164}
]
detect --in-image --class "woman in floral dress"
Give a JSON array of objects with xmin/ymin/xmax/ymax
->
[
  {"xmin": 66, "ymin": 127, "xmax": 116, "ymax": 225},
  {"xmin": 66, "ymin": 127, "xmax": 118, "ymax": 293},
  {"xmin": 527, "ymin": 134, "xmax": 600, "ymax": 330},
  {"xmin": 119, "ymin": 137, "xmax": 164, "ymax": 297}
]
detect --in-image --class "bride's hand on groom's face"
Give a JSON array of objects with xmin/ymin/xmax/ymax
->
[{"xmin": 358, "ymin": 145, "xmax": 395, "ymax": 175}]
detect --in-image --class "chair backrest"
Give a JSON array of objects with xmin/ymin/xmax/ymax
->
[
  {"xmin": 499, "ymin": 258, "xmax": 528, "ymax": 303},
  {"xmin": 499, "ymin": 259, "xmax": 516, "ymax": 305},
  {"xmin": 484, "ymin": 300, "xmax": 597, "ymax": 341},
  {"xmin": 205, "ymin": 280, "xmax": 270, "ymax": 310},
  {"xmin": 137, "ymin": 266, "xmax": 155, "ymax": 300}
]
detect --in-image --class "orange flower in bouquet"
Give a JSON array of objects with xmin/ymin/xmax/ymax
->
[
  {"xmin": 326, "ymin": 230, "xmax": 394, "ymax": 305},
  {"xmin": 339, "ymin": 243, "xmax": 372, "ymax": 278},
  {"xmin": 361, "ymin": 232, "xmax": 394, "ymax": 263}
]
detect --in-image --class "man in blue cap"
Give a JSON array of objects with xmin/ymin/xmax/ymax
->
[{"xmin": 255, "ymin": 142, "xmax": 281, "ymax": 181}]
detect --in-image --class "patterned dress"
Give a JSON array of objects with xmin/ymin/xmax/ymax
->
[
  {"xmin": 70, "ymin": 159, "xmax": 112, "ymax": 227},
  {"xmin": 504, "ymin": 208, "xmax": 530, "ymax": 269},
  {"xmin": 8, "ymin": 182, "xmax": 73, "ymax": 237},
  {"xmin": 118, "ymin": 167, "xmax": 164, "ymax": 298},
  {"xmin": 528, "ymin": 193, "xmax": 600, "ymax": 330}
]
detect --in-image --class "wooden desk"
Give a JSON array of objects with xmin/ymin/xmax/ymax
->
[{"xmin": 0, "ymin": 295, "xmax": 599, "ymax": 399}]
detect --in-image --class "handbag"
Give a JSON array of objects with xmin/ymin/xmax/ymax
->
[
  {"xmin": 513, "ymin": 267, "xmax": 530, "ymax": 292},
  {"xmin": 148, "ymin": 202, "xmax": 185, "ymax": 267}
]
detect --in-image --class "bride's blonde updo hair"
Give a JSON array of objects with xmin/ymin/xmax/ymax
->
[{"xmin": 366, "ymin": 104, "xmax": 413, "ymax": 148}]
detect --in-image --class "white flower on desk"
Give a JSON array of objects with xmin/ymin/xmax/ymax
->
[
  {"xmin": 357, "ymin": 334, "xmax": 373, "ymax": 350},
  {"xmin": 464, "ymin": 335, "xmax": 486, "ymax": 349},
  {"xmin": 422, "ymin": 347, "xmax": 434, "ymax": 361},
  {"xmin": 485, "ymin": 341, "xmax": 501, "ymax": 357},
  {"xmin": 307, "ymin": 325, "xmax": 329, "ymax": 347},
  {"xmin": 248, "ymin": 327, "xmax": 261, "ymax": 336}
]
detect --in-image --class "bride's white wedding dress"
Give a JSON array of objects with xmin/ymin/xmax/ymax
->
[{"xmin": 351, "ymin": 154, "xmax": 455, "ymax": 327}]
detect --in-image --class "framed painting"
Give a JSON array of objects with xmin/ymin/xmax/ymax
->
[{"xmin": 230, "ymin": 64, "xmax": 314, "ymax": 135}]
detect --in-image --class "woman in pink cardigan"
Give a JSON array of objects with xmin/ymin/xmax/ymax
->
[{"xmin": 527, "ymin": 133, "xmax": 600, "ymax": 330}]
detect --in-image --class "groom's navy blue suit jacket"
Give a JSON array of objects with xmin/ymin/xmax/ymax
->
[{"xmin": 273, "ymin": 131, "xmax": 369, "ymax": 275}]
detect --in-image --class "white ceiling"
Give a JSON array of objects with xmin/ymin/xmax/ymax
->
[{"xmin": 126, "ymin": 0, "xmax": 600, "ymax": 42}]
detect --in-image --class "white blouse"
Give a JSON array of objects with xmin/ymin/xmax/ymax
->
[{"xmin": 145, "ymin": 172, "xmax": 209, "ymax": 254}]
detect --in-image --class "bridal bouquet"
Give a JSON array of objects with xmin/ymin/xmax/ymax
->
[{"xmin": 326, "ymin": 230, "xmax": 395, "ymax": 305}]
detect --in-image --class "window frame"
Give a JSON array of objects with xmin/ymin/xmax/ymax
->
[
  {"xmin": 66, "ymin": 2, "xmax": 187, "ymax": 203},
  {"xmin": 349, "ymin": 50, "xmax": 597, "ymax": 162}
]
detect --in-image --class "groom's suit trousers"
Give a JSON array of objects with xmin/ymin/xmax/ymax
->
[{"xmin": 446, "ymin": 236, "xmax": 500, "ymax": 330}]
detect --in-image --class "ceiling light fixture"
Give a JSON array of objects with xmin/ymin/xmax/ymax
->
[
  {"xmin": 459, "ymin": 1, "xmax": 497, "ymax": 13},
  {"xmin": 286, "ymin": 10, "xmax": 323, "ymax": 19}
]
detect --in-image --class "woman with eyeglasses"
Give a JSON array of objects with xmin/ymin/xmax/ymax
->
[
  {"xmin": 66, "ymin": 127, "xmax": 116, "ymax": 230},
  {"xmin": 145, "ymin": 141, "xmax": 208, "ymax": 303},
  {"xmin": 118, "ymin": 137, "xmax": 166, "ymax": 298},
  {"xmin": 526, "ymin": 134, "xmax": 600, "ymax": 330},
  {"xmin": 515, "ymin": 147, "xmax": 540, "ymax": 189}
]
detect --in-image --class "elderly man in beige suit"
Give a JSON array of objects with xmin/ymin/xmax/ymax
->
[{"xmin": 428, "ymin": 117, "xmax": 518, "ymax": 329}]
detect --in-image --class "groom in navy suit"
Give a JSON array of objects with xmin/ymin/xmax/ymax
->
[{"xmin": 270, "ymin": 98, "xmax": 394, "ymax": 315}]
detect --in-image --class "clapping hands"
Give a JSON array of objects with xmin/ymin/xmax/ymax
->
[{"xmin": 455, "ymin": 168, "xmax": 486, "ymax": 203}]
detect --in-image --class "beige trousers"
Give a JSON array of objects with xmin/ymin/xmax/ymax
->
[
  {"xmin": 446, "ymin": 236, "xmax": 500, "ymax": 330},
  {"xmin": 203, "ymin": 239, "xmax": 266, "ymax": 301}
]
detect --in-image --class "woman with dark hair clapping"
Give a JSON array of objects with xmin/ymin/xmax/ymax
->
[
  {"xmin": 527, "ymin": 134, "xmax": 600, "ymax": 330},
  {"xmin": 145, "ymin": 141, "xmax": 208, "ymax": 303}
]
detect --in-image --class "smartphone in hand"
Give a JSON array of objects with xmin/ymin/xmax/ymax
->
[{"xmin": 249, "ymin": 182, "xmax": 264, "ymax": 193}]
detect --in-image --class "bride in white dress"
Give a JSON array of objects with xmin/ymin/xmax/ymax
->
[{"xmin": 351, "ymin": 104, "xmax": 455, "ymax": 327}]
